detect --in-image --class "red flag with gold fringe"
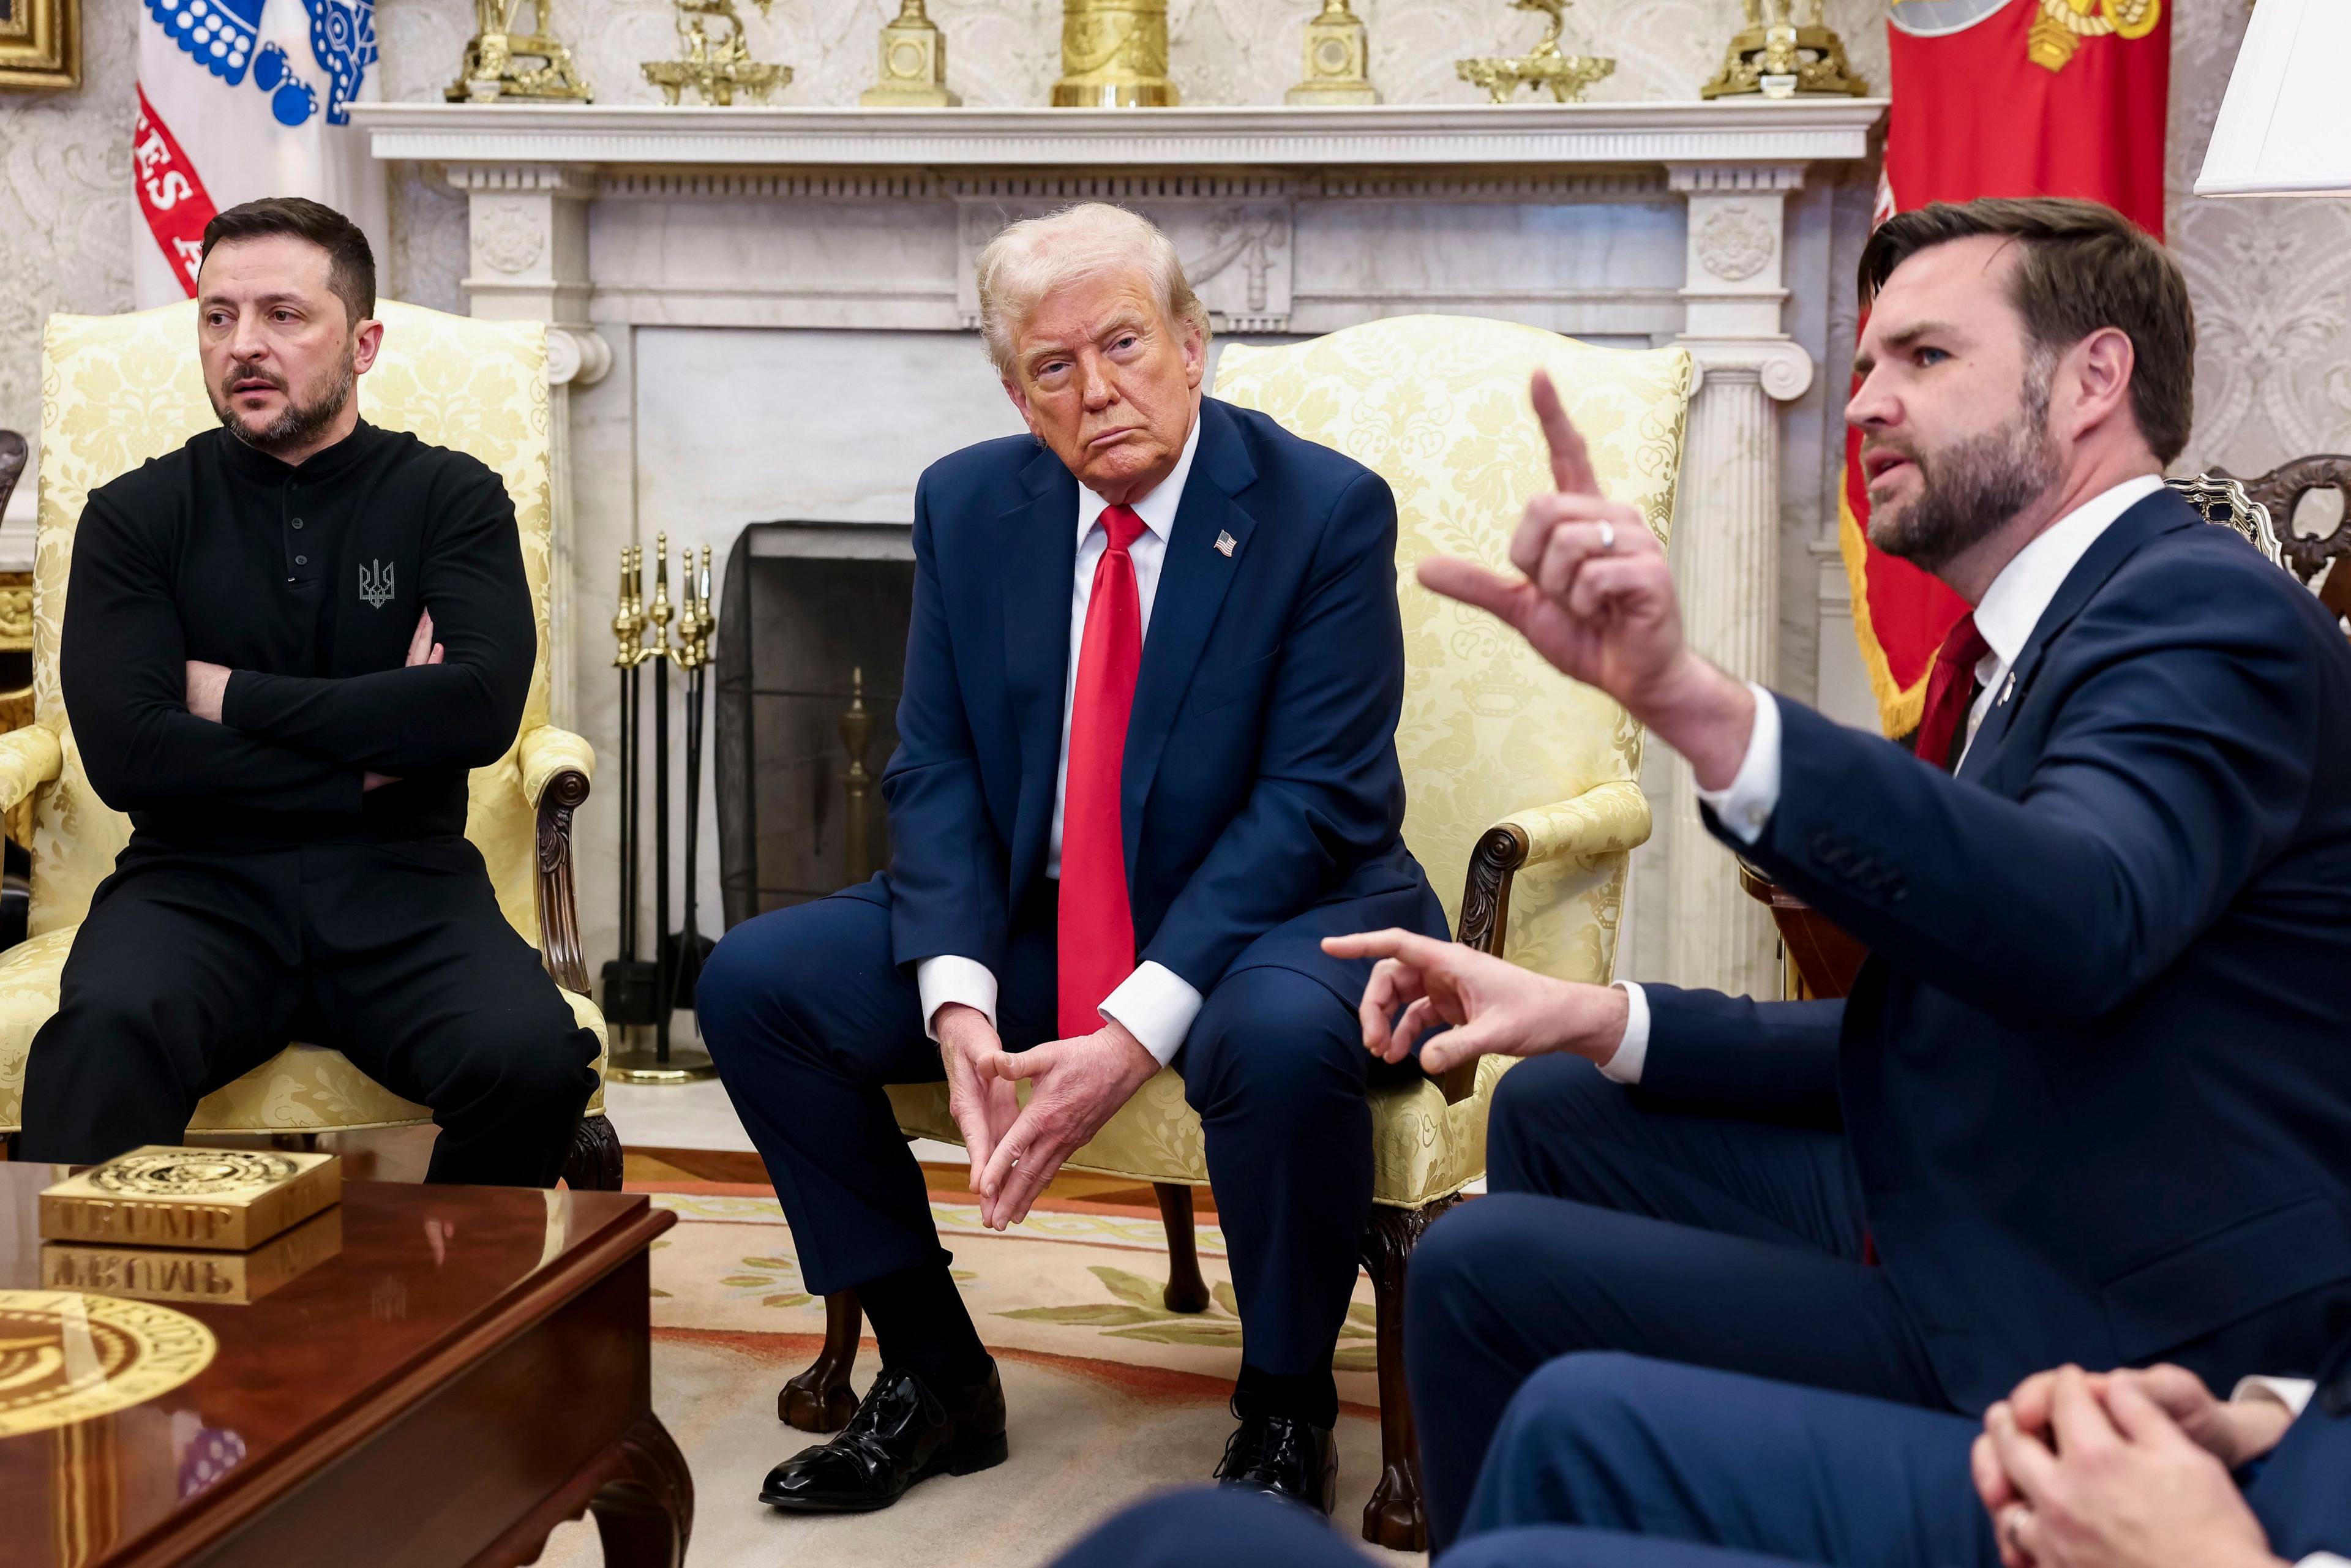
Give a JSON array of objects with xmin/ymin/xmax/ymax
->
[{"xmin": 1841, "ymin": 0, "xmax": 2170, "ymax": 735}]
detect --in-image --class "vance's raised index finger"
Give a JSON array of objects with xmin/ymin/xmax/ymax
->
[{"xmin": 1532, "ymin": 370, "xmax": 1599, "ymax": 497}]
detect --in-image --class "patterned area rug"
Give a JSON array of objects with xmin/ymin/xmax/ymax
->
[{"xmin": 532, "ymin": 1174, "xmax": 1411, "ymax": 1568}]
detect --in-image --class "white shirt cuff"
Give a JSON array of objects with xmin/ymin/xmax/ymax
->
[
  {"xmin": 916, "ymin": 955, "xmax": 999, "ymax": 1041},
  {"xmin": 1098, "ymin": 961, "xmax": 1202, "ymax": 1067},
  {"xmin": 1597, "ymin": 980, "xmax": 1649, "ymax": 1084},
  {"xmin": 1694, "ymin": 682, "xmax": 1782, "ymax": 846},
  {"xmin": 2293, "ymin": 1556, "xmax": 2351, "ymax": 1568},
  {"xmin": 2232, "ymin": 1375, "xmax": 2318, "ymax": 1418}
]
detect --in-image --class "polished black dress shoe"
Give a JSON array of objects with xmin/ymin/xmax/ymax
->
[
  {"xmin": 1212, "ymin": 1408, "xmax": 1338, "ymax": 1516},
  {"xmin": 759, "ymin": 1362, "xmax": 1008, "ymax": 1514}
]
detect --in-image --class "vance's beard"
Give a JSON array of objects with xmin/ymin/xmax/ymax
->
[
  {"xmin": 214, "ymin": 353, "xmax": 356, "ymax": 457},
  {"xmin": 1867, "ymin": 369, "xmax": 2060, "ymax": 575}
]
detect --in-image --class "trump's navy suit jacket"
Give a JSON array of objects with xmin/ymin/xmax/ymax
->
[
  {"xmin": 1641, "ymin": 489, "xmax": 2351, "ymax": 1410},
  {"xmin": 866, "ymin": 395, "xmax": 1444, "ymax": 1008}
]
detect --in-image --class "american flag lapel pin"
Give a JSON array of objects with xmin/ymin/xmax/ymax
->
[{"xmin": 1215, "ymin": 530, "xmax": 1237, "ymax": 558}]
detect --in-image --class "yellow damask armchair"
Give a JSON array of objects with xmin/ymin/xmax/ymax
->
[
  {"xmin": 785, "ymin": 316, "xmax": 1691, "ymax": 1549},
  {"xmin": 0, "ymin": 300, "xmax": 617, "ymax": 1187}
]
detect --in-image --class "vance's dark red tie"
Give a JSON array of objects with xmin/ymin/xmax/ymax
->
[
  {"xmin": 1058, "ymin": 505, "xmax": 1147, "ymax": 1038},
  {"xmin": 1912, "ymin": 612, "xmax": 1991, "ymax": 773}
]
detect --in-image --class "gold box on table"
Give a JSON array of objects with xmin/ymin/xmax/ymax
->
[
  {"xmin": 43, "ymin": 1207, "xmax": 346, "ymax": 1304},
  {"xmin": 40, "ymin": 1146, "xmax": 342, "ymax": 1251}
]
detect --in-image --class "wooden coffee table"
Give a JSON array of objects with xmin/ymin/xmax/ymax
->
[{"xmin": 0, "ymin": 1162, "xmax": 686, "ymax": 1567}]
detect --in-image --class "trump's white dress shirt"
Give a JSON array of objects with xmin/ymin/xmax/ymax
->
[
  {"xmin": 1600, "ymin": 473, "xmax": 2168, "ymax": 1084},
  {"xmin": 914, "ymin": 411, "xmax": 1207, "ymax": 1067}
]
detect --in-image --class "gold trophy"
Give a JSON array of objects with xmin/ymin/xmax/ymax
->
[
  {"xmin": 1286, "ymin": 0, "xmax": 1379, "ymax": 105},
  {"xmin": 1700, "ymin": 0, "xmax": 1869, "ymax": 99},
  {"xmin": 1457, "ymin": 0, "xmax": 1614, "ymax": 104},
  {"xmin": 446, "ymin": 0, "xmax": 592, "ymax": 102},
  {"xmin": 642, "ymin": 0, "xmax": 792, "ymax": 105},
  {"xmin": 1052, "ymin": 0, "xmax": 1180, "ymax": 108},
  {"xmin": 862, "ymin": 0, "xmax": 961, "ymax": 107}
]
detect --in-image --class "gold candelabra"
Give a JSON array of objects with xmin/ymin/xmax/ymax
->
[
  {"xmin": 642, "ymin": 0, "xmax": 792, "ymax": 105},
  {"xmin": 1457, "ymin": 0, "xmax": 1614, "ymax": 104},
  {"xmin": 1700, "ymin": 0, "xmax": 1869, "ymax": 99}
]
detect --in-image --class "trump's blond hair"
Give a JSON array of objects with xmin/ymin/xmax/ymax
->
[{"xmin": 975, "ymin": 203, "xmax": 1212, "ymax": 378}]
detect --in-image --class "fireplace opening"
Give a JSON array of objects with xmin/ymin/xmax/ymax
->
[{"xmin": 714, "ymin": 522, "xmax": 914, "ymax": 928}]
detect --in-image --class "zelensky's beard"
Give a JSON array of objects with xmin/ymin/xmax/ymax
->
[
  {"xmin": 1868, "ymin": 364, "xmax": 2061, "ymax": 575},
  {"xmin": 214, "ymin": 351, "xmax": 356, "ymax": 457}
]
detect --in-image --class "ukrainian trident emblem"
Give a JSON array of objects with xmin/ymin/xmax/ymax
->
[{"xmin": 359, "ymin": 560, "xmax": 394, "ymax": 608}]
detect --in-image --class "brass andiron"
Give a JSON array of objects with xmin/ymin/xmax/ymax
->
[
  {"xmin": 838, "ymin": 667, "xmax": 874, "ymax": 884},
  {"xmin": 446, "ymin": 0, "xmax": 593, "ymax": 101},
  {"xmin": 1052, "ymin": 0, "xmax": 1180, "ymax": 107},
  {"xmin": 1457, "ymin": 0, "xmax": 1614, "ymax": 103},
  {"xmin": 604, "ymin": 535, "xmax": 719, "ymax": 1086},
  {"xmin": 862, "ymin": 0, "xmax": 961, "ymax": 106},
  {"xmin": 1287, "ymin": 0, "xmax": 1379, "ymax": 105},
  {"xmin": 642, "ymin": 0, "xmax": 792, "ymax": 105},
  {"xmin": 1700, "ymin": 0, "xmax": 1869, "ymax": 98}
]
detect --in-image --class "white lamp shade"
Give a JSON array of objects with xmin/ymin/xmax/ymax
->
[{"xmin": 2196, "ymin": 0, "xmax": 2351, "ymax": 197}]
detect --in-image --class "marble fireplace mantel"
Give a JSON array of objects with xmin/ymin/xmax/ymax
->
[{"xmin": 353, "ymin": 97, "xmax": 1886, "ymax": 996}]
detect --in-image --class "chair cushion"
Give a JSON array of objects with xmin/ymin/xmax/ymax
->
[
  {"xmin": 0, "ymin": 922, "xmax": 609, "ymax": 1135},
  {"xmin": 885, "ymin": 1055, "xmax": 1512, "ymax": 1210}
]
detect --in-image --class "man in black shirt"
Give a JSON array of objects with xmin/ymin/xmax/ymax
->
[{"xmin": 16, "ymin": 196, "xmax": 598, "ymax": 1187}]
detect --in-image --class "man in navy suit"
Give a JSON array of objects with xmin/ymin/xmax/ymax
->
[
  {"xmin": 1041, "ymin": 1336, "xmax": 2351, "ymax": 1566},
  {"xmin": 696, "ymin": 202, "xmax": 1446, "ymax": 1516},
  {"xmin": 1328, "ymin": 195, "xmax": 2351, "ymax": 1547}
]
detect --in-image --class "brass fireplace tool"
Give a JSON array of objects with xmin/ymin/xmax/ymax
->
[
  {"xmin": 606, "ymin": 536, "xmax": 721, "ymax": 1085},
  {"xmin": 1457, "ymin": 0, "xmax": 1614, "ymax": 103}
]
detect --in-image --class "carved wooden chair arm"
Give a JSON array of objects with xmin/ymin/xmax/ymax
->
[
  {"xmin": 520, "ymin": 725, "xmax": 596, "ymax": 997},
  {"xmin": 1436, "ymin": 778, "xmax": 1652, "ymax": 1104}
]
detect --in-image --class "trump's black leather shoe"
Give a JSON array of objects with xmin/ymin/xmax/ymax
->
[
  {"xmin": 1212, "ymin": 1408, "xmax": 1338, "ymax": 1517},
  {"xmin": 759, "ymin": 1362, "xmax": 1008, "ymax": 1514}
]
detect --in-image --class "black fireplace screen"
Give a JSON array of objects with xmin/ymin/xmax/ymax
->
[{"xmin": 714, "ymin": 523, "xmax": 916, "ymax": 928}]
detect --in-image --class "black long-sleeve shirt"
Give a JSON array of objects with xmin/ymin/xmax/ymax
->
[{"xmin": 62, "ymin": 418, "xmax": 534, "ymax": 848}]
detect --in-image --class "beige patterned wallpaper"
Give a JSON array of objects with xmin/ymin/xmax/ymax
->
[{"xmin": 2, "ymin": 0, "xmax": 2344, "ymax": 514}]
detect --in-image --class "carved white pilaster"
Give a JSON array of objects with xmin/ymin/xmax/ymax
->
[
  {"xmin": 1665, "ymin": 163, "xmax": 1815, "ymax": 999},
  {"xmin": 446, "ymin": 164, "xmax": 612, "ymax": 732}
]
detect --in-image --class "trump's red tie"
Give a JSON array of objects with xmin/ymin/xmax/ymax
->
[
  {"xmin": 1059, "ymin": 505, "xmax": 1147, "ymax": 1038},
  {"xmin": 1912, "ymin": 612, "xmax": 1991, "ymax": 773}
]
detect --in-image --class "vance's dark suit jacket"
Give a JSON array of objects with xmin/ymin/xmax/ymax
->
[
  {"xmin": 1640, "ymin": 489, "xmax": 2351, "ymax": 1411},
  {"xmin": 867, "ymin": 394, "xmax": 1444, "ymax": 1007}
]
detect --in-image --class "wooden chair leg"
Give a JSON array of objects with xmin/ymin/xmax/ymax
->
[
  {"xmin": 779, "ymin": 1289, "xmax": 863, "ymax": 1432},
  {"xmin": 1359, "ymin": 1194, "xmax": 1459, "ymax": 1553},
  {"xmin": 562, "ymin": 1114, "xmax": 626, "ymax": 1192},
  {"xmin": 1155, "ymin": 1181, "xmax": 1212, "ymax": 1313}
]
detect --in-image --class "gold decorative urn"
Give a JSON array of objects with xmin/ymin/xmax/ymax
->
[
  {"xmin": 862, "ymin": 0, "xmax": 960, "ymax": 107},
  {"xmin": 1052, "ymin": 0, "xmax": 1180, "ymax": 108}
]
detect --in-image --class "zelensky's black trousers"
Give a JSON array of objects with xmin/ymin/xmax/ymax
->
[{"xmin": 20, "ymin": 836, "xmax": 599, "ymax": 1187}]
